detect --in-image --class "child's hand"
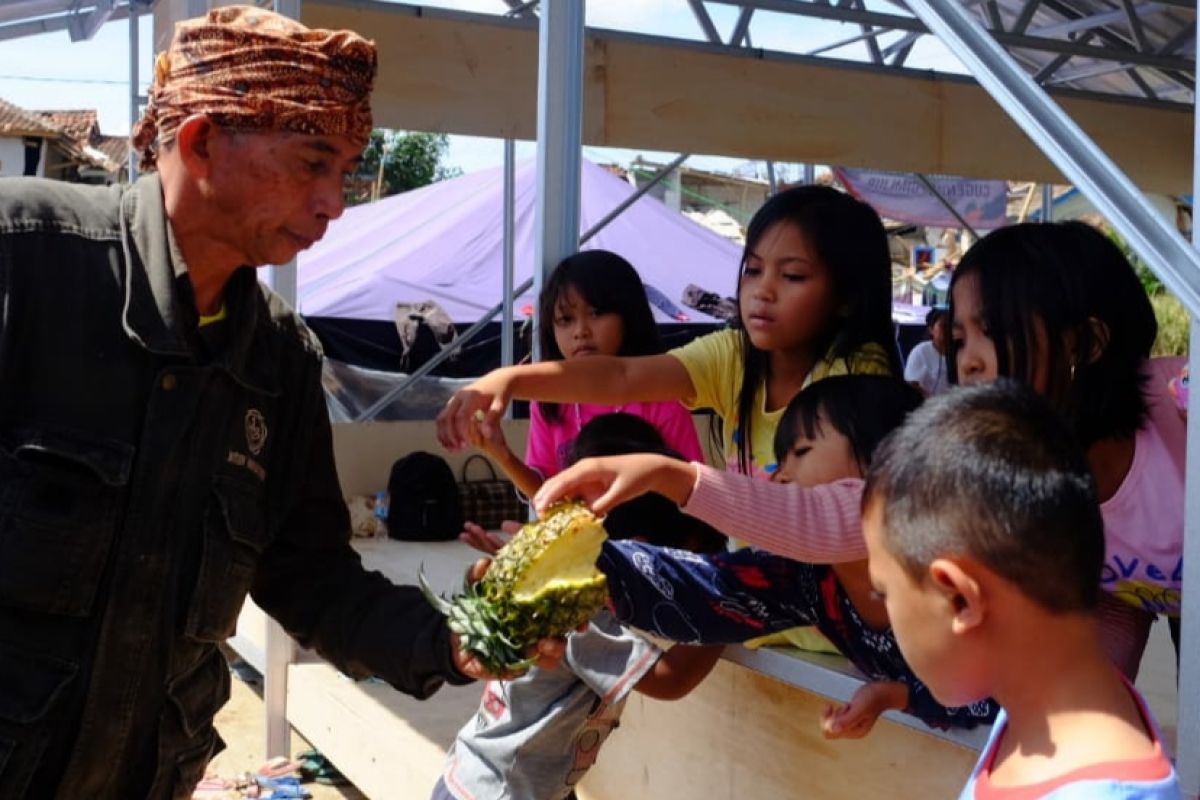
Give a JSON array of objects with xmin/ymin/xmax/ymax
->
[
  {"xmin": 468, "ymin": 413, "xmax": 512, "ymax": 461},
  {"xmin": 820, "ymin": 681, "xmax": 908, "ymax": 740},
  {"xmin": 533, "ymin": 454, "xmax": 699, "ymax": 516},
  {"xmin": 437, "ymin": 373, "xmax": 514, "ymax": 452},
  {"xmin": 459, "ymin": 520, "xmax": 519, "ymax": 556}
]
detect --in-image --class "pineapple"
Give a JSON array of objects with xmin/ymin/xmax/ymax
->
[{"xmin": 420, "ymin": 501, "xmax": 608, "ymax": 673}]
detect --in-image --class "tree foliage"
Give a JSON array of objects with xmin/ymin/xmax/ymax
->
[{"xmin": 345, "ymin": 130, "xmax": 461, "ymax": 206}]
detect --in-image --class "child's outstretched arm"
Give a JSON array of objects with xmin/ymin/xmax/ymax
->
[
  {"xmin": 536, "ymin": 455, "xmax": 867, "ymax": 563},
  {"xmin": 821, "ymin": 681, "xmax": 909, "ymax": 740},
  {"xmin": 634, "ymin": 644, "xmax": 722, "ymax": 700},
  {"xmin": 437, "ymin": 355, "xmax": 694, "ymax": 452},
  {"xmin": 598, "ymin": 541, "xmax": 824, "ymax": 644}
]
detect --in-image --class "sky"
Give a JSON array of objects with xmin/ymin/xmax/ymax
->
[{"xmin": 0, "ymin": 0, "xmax": 967, "ymax": 177}]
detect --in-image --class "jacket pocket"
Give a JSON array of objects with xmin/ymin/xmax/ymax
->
[
  {"xmin": 155, "ymin": 650, "xmax": 228, "ymax": 799},
  {"xmin": 0, "ymin": 643, "xmax": 79, "ymax": 796},
  {"xmin": 0, "ymin": 429, "xmax": 132, "ymax": 616},
  {"xmin": 185, "ymin": 477, "xmax": 269, "ymax": 641}
]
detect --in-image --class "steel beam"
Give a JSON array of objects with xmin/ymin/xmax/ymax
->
[
  {"xmin": 532, "ymin": 0, "xmax": 584, "ymax": 362},
  {"xmin": 729, "ymin": 5, "xmax": 754, "ymax": 46},
  {"xmin": 1011, "ymin": 0, "xmax": 1040, "ymax": 35},
  {"xmin": 68, "ymin": 0, "xmax": 116, "ymax": 41},
  {"xmin": 501, "ymin": 139, "xmax": 516, "ymax": 371},
  {"xmin": 687, "ymin": 0, "xmax": 722, "ymax": 44},
  {"xmin": 703, "ymin": 0, "xmax": 1194, "ymax": 71},
  {"xmin": 906, "ymin": 0, "xmax": 1200, "ymax": 311}
]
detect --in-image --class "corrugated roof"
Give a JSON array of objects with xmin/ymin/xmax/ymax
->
[
  {"xmin": 0, "ymin": 97, "xmax": 61, "ymax": 138},
  {"xmin": 37, "ymin": 109, "xmax": 99, "ymax": 143}
]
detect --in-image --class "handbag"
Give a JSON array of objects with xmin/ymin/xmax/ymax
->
[{"xmin": 457, "ymin": 454, "xmax": 526, "ymax": 530}]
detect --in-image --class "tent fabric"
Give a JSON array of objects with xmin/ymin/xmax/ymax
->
[{"xmin": 298, "ymin": 158, "xmax": 743, "ymax": 324}]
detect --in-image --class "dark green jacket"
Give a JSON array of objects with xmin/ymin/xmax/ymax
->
[{"xmin": 0, "ymin": 175, "xmax": 467, "ymax": 799}]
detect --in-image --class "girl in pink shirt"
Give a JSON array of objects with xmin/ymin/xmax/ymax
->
[{"xmin": 465, "ymin": 250, "xmax": 703, "ymax": 506}]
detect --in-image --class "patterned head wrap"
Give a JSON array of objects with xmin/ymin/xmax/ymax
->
[{"xmin": 131, "ymin": 5, "xmax": 376, "ymax": 170}]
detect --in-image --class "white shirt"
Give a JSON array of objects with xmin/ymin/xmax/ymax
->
[{"xmin": 904, "ymin": 340, "xmax": 948, "ymax": 395}]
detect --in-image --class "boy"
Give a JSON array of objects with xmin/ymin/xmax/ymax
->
[{"xmin": 862, "ymin": 381, "xmax": 1179, "ymax": 798}]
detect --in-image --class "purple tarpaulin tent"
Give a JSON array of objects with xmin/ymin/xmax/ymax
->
[{"xmin": 298, "ymin": 158, "xmax": 743, "ymax": 324}]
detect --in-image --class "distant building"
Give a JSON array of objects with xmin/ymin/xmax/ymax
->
[
  {"xmin": 608, "ymin": 159, "xmax": 769, "ymax": 232},
  {"xmin": 0, "ymin": 98, "xmax": 127, "ymax": 183}
]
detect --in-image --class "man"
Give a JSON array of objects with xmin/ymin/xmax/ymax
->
[
  {"xmin": 0, "ymin": 7, "xmax": 557, "ymax": 798},
  {"xmin": 903, "ymin": 306, "xmax": 949, "ymax": 396}
]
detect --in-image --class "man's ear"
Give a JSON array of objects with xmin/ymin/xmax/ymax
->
[
  {"xmin": 174, "ymin": 115, "xmax": 219, "ymax": 179},
  {"xmin": 928, "ymin": 558, "xmax": 984, "ymax": 635}
]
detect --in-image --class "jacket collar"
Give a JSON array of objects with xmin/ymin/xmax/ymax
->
[{"xmin": 118, "ymin": 174, "xmax": 279, "ymax": 395}]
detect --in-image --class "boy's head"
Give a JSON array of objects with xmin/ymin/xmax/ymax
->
[
  {"xmin": 861, "ymin": 381, "xmax": 1103, "ymax": 705},
  {"xmin": 569, "ymin": 413, "xmax": 726, "ymax": 554},
  {"xmin": 772, "ymin": 376, "xmax": 923, "ymax": 487}
]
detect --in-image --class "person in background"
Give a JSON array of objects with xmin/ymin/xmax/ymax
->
[
  {"xmin": 864, "ymin": 381, "xmax": 1179, "ymax": 799},
  {"xmin": 904, "ymin": 306, "xmax": 949, "ymax": 396},
  {"xmin": 0, "ymin": 8, "xmax": 559, "ymax": 798},
  {"xmin": 436, "ymin": 413, "xmax": 725, "ymax": 800}
]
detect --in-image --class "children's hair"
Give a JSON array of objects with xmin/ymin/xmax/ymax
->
[
  {"xmin": 772, "ymin": 376, "xmax": 923, "ymax": 472},
  {"xmin": 732, "ymin": 186, "xmax": 901, "ymax": 473},
  {"xmin": 864, "ymin": 380, "xmax": 1104, "ymax": 613},
  {"xmin": 947, "ymin": 221, "xmax": 1157, "ymax": 446},
  {"xmin": 925, "ymin": 306, "xmax": 945, "ymax": 329},
  {"xmin": 537, "ymin": 250, "xmax": 662, "ymax": 424},
  {"xmin": 568, "ymin": 413, "xmax": 726, "ymax": 554}
]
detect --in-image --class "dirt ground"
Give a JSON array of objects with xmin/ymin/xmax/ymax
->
[{"xmin": 208, "ymin": 670, "xmax": 366, "ymax": 800}]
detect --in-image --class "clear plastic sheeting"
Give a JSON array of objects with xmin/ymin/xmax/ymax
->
[{"xmin": 322, "ymin": 357, "xmax": 473, "ymax": 422}]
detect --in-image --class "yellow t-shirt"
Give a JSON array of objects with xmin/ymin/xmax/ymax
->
[
  {"xmin": 670, "ymin": 327, "xmax": 893, "ymax": 477},
  {"xmin": 669, "ymin": 327, "xmax": 894, "ymax": 652}
]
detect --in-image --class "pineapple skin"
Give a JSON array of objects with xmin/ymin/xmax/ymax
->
[{"xmin": 481, "ymin": 502, "xmax": 608, "ymax": 650}]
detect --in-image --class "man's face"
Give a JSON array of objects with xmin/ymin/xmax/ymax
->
[{"xmin": 206, "ymin": 129, "xmax": 362, "ymax": 267}]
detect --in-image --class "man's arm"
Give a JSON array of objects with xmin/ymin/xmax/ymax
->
[{"xmin": 251, "ymin": 376, "xmax": 469, "ymax": 698}]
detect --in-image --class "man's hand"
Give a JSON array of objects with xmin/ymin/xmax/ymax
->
[
  {"xmin": 533, "ymin": 454, "xmax": 699, "ymax": 516},
  {"xmin": 447, "ymin": 558, "xmax": 571, "ymax": 682}
]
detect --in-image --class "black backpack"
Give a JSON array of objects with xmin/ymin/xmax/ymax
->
[{"xmin": 385, "ymin": 452, "xmax": 464, "ymax": 542}]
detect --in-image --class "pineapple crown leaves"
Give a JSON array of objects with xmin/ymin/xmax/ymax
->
[{"xmin": 418, "ymin": 564, "xmax": 538, "ymax": 674}]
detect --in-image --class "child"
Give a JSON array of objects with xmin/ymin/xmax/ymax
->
[
  {"xmin": 574, "ymin": 377, "xmax": 996, "ymax": 733},
  {"xmin": 433, "ymin": 414, "xmax": 725, "ymax": 800},
  {"xmin": 903, "ymin": 305, "xmax": 949, "ymax": 396},
  {"xmin": 947, "ymin": 221, "xmax": 1185, "ymax": 678},
  {"xmin": 439, "ymin": 185, "xmax": 899, "ymax": 480},
  {"xmin": 863, "ymin": 381, "xmax": 1179, "ymax": 798},
  {"xmin": 464, "ymin": 249, "xmax": 703, "ymax": 502}
]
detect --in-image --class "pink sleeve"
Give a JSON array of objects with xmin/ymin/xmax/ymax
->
[
  {"xmin": 682, "ymin": 464, "xmax": 867, "ymax": 563},
  {"xmin": 523, "ymin": 403, "xmax": 558, "ymax": 480},
  {"xmin": 647, "ymin": 401, "xmax": 706, "ymax": 464}
]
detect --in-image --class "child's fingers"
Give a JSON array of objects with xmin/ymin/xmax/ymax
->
[{"xmin": 499, "ymin": 520, "xmax": 523, "ymax": 534}]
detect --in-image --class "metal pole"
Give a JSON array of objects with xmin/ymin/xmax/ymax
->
[
  {"xmin": 766, "ymin": 161, "xmax": 777, "ymax": 195},
  {"xmin": 127, "ymin": 4, "xmax": 138, "ymax": 182},
  {"xmin": 903, "ymin": 0, "xmax": 1200, "ymax": 330},
  {"xmin": 1041, "ymin": 183, "xmax": 1054, "ymax": 222},
  {"xmin": 1178, "ymin": 11, "xmax": 1200, "ymax": 789},
  {"xmin": 915, "ymin": 174, "xmax": 979, "ymax": 239},
  {"xmin": 533, "ymin": 0, "xmax": 585, "ymax": 362},
  {"xmin": 262, "ymin": 0, "xmax": 299, "ymax": 763},
  {"xmin": 502, "ymin": 140, "xmax": 516, "ymax": 373},
  {"xmin": 582, "ymin": 153, "xmax": 689, "ymax": 242},
  {"xmin": 803, "ymin": 164, "xmax": 816, "ymax": 185},
  {"xmin": 354, "ymin": 280, "xmax": 534, "ymax": 422}
]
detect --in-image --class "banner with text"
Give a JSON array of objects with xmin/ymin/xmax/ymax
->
[{"xmin": 833, "ymin": 167, "xmax": 1008, "ymax": 229}]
